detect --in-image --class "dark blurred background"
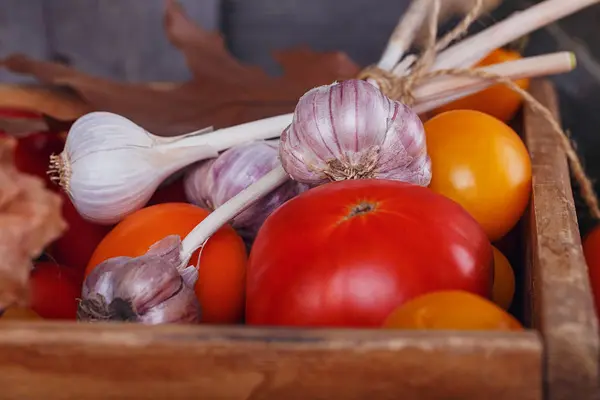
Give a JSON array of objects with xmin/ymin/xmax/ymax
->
[{"xmin": 1, "ymin": 0, "xmax": 599, "ymax": 231}]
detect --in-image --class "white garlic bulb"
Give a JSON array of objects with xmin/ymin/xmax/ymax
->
[
  {"xmin": 49, "ymin": 112, "xmax": 292, "ymax": 224},
  {"xmin": 279, "ymin": 79, "xmax": 431, "ymax": 186}
]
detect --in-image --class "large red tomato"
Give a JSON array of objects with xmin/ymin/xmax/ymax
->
[
  {"xmin": 30, "ymin": 261, "xmax": 81, "ymax": 320},
  {"xmin": 246, "ymin": 179, "xmax": 494, "ymax": 328}
]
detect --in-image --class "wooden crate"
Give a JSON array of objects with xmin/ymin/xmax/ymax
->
[{"xmin": 0, "ymin": 80, "xmax": 597, "ymax": 400}]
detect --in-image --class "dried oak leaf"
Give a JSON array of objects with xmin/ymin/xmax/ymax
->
[
  {"xmin": 0, "ymin": 137, "xmax": 66, "ymax": 309},
  {"xmin": 1, "ymin": 0, "xmax": 360, "ymax": 136}
]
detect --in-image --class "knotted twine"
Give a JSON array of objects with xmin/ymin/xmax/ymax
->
[{"xmin": 358, "ymin": 0, "xmax": 600, "ymax": 220}]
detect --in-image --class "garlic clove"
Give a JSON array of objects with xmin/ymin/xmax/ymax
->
[
  {"xmin": 81, "ymin": 256, "xmax": 131, "ymax": 301},
  {"xmin": 180, "ymin": 266, "xmax": 199, "ymax": 288},
  {"xmin": 138, "ymin": 286, "xmax": 200, "ymax": 324}
]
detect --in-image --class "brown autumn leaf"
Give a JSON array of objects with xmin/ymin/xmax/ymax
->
[
  {"xmin": 0, "ymin": 137, "xmax": 66, "ymax": 309},
  {"xmin": 1, "ymin": 0, "xmax": 360, "ymax": 136}
]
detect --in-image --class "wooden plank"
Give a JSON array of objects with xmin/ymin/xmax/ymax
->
[
  {"xmin": 0, "ymin": 322, "xmax": 541, "ymax": 400},
  {"xmin": 523, "ymin": 79, "xmax": 600, "ymax": 400}
]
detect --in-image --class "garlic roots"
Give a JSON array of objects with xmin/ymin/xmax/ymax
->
[
  {"xmin": 184, "ymin": 140, "xmax": 309, "ymax": 241},
  {"xmin": 79, "ymin": 235, "xmax": 201, "ymax": 324}
]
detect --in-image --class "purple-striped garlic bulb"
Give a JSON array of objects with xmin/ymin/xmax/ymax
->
[
  {"xmin": 279, "ymin": 79, "xmax": 431, "ymax": 186},
  {"xmin": 184, "ymin": 141, "xmax": 308, "ymax": 240},
  {"xmin": 78, "ymin": 235, "xmax": 201, "ymax": 325}
]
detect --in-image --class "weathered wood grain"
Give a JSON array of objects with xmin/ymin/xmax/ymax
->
[
  {"xmin": 0, "ymin": 322, "xmax": 542, "ymax": 400},
  {"xmin": 523, "ymin": 79, "xmax": 600, "ymax": 400}
]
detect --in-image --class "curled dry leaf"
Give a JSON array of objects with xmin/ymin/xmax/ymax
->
[
  {"xmin": 0, "ymin": 137, "xmax": 66, "ymax": 309},
  {"xmin": 1, "ymin": 0, "xmax": 360, "ymax": 136}
]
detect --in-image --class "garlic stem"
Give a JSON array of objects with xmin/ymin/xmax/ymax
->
[
  {"xmin": 433, "ymin": 0, "xmax": 599, "ymax": 71},
  {"xmin": 377, "ymin": 0, "xmax": 433, "ymax": 71},
  {"xmin": 160, "ymin": 114, "xmax": 293, "ymax": 152},
  {"xmin": 180, "ymin": 165, "xmax": 289, "ymax": 265},
  {"xmin": 199, "ymin": 52, "xmax": 573, "ymax": 144},
  {"xmin": 413, "ymin": 51, "xmax": 576, "ymax": 113}
]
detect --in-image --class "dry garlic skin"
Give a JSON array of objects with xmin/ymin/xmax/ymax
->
[{"xmin": 279, "ymin": 79, "xmax": 431, "ymax": 186}]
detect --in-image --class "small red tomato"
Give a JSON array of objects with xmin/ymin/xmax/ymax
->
[
  {"xmin": 583, "ymin": 225, "xmax": 600, "ymax": 314},
  {"xmin": 247, "ymin": 179, "xmax": 494, "ymax": 328},
  {"xmin": 30, "ymin": 262, "xmax": 81, "ymax": 320},
  {"xmin": 0, "ymin": 108, "xmax": 44, "ymax": 120},
  {"xmin": 13, "ymin": 132, "xmax": 65, "ymax": 189},
  {"xmin": 49, "ymin": 192, "xmax": 113, "ymax": 271}
]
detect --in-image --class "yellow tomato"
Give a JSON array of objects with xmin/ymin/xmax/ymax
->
[
  {"xmin": 383, "ymin": 290, "xmax": 523, "ymax": 331},
  {"xmin": 425, "ymin": 110, "xmax": 532, "ymax": 241},
  {"xmin": 492, "ymin": 246, "xmax": 515, "ymax": 310},
  {"xmin": 1, "ymin": 307, "xmax": 42, "ymax": 320},
  {"xmin": 433, "ymin": 49, "xmax": 530, "ymax": 122}
]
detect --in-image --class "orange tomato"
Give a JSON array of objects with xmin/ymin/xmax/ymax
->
[
  {"xmin": 433, "ymin": 49, "xmax": 530, "ymax": 122},
  {"xmin": 1, "ymin": 307, "xmax": 42, "ymax": 320},
  {"xmin": 86, "ymin": 203, "xmax": 247, "ymax": 324},
  {"xmin": 383, "ymin": 290, "xmax": 523, "ymax": 331},
  {"xmin": 492, "ymin": 246, "xmax": 515, "ymax": 310},
  {"xmin": 425, "ymin": 110, "xmax": 532, "ymax": 241}
]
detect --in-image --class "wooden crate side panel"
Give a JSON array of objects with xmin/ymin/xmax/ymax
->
[
  {"xmin": 0, "ymin": 323, "xmax": 542, "ymax": 400},
  {"xmin": 524, "ymin": 79, "xmax": 600, "ymax": 400}
]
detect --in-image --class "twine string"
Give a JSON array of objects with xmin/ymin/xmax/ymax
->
[{"xmin": 357, "ymin": 0, "xmax": 600, "ymax": 219}]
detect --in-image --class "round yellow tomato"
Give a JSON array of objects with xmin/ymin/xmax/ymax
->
[
  {"xmin": 492, "ymin": 246, "xmax": 515, "ymax": 310},
  {"xmin": 383, "ymin": 290, "xmax": 523, "ymax": 331},
  {"xmin": 433, "ymin": 48, "xmax": 530, "ymax": 122},
  {"xmin": 425, "ymin": 110, "xmax": 532, "ymax": 241}
]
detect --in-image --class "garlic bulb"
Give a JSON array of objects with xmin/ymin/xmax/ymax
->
[
  {"xmin": 79, "ymin": 235, "xmax": 201, "ymax": 324},
  {"xmin": 49, "ymin": 112, "xmax": 292, "ymax": 224},
  {"xmin": 280, "ymin": 79, "xmax": 431, "ymax": 185},
  {"xmin": 184, "ymin": 140, "xmax": 309, "ymax": 240}
]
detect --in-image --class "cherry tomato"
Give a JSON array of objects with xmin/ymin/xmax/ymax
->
[
  {"xmin": 383, "ymin": 290, "xmax": 523, "ymax": 331},
  {"xmin": 49, "ymin": 191, "xmax": 113, "ymax": 271},
  {"xmin": 86, "ymin": 203, "xmax": 247, "ymax": 324},
  {"xmin": 492, "ymin": 246, "xmax": 515, "ymax": 310},
  {"xmin": 582, "ymin": 225, "xmax": 600, "ymax": 315},
  {"xmin": 246, "ymin": 179, "xmax": 493, "ymax": 328},
  {"xmin": 433, "ymin": 49, "xmax": 530, "ymax": 122},
  {"xmin": 30, "ymin": 261, "xmax": 81, "ymax": 320},
  {"xmin": 425, "ymin": 110, "xmax": 532, "ymax": 241},
  {"xmin": 1, "ymin": 307, "xmax": 42, "ymax": 320}
]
